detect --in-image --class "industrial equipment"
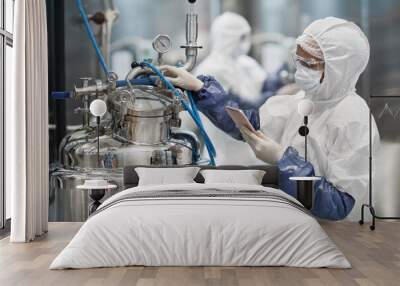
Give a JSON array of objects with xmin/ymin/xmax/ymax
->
[{"xmin": 50, "ymin": 0, "xmax": 208, "ymax": 221}]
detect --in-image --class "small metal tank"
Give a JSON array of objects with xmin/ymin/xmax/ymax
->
[
  {"xmin": 59, "ymin": 85, "xmax": 197, "ymax": 169},
  {"xmin": 50, "ymin": 85, "xmax": 199, "ymax": 221},
  {"xmin": 124, "ymin": 88, "xmax": 174, "ymax": 144},
  {"xmin": 49, "ymin": 168, "xmax": 122, "ymax": 222}
]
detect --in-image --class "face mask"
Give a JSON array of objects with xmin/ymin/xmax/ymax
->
[{"xmin": 295, "ymin": 64, "xmax": 323, "ymax": 95}]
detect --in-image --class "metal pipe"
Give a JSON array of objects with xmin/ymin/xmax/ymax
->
[
  {"xmin": 74, "ymin": 83, "xmax": 108, "ymax": 97},
  {"xmin": 182, "ymin": 47, "xmax": 198, "ymax": 71},
  {"xmin": 125, "ymin": 66, "xmax": 147, "ymax": 83},
  {"xmin": 186, "ymin": 13, "xmax": 198, "ymax": 45},
  {"xmin": 83, "ymin": 95, "xmax": 90, "ymax": 127},
  {"xmin": 97, "ymin": 117, "xmax": 101, "ymax": 168},
  {"xmin": 124, "ymin": 65, "xmax": 152, "ymax": 100},
  {"xmin": 304, "ymin": 116, "xmax": 308, "ymax": 162},
  {"xmin": 181, "ymin": 9, "xmax": 202, "ymax": 71}
]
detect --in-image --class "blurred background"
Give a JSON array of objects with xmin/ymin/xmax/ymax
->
[{"xmin": 45, "ymin": 0, "xmax": 400, "ymax": 220}]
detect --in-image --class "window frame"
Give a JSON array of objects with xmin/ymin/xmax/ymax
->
[{"xmin": 0, "ymin": 0, "xmax": 14, "ymax": 231}]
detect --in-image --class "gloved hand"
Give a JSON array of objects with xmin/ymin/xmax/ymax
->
[
  {"xmin": 158, "ymin": 65, "xmax": 204, "ymax": 91},
  {"xmin": 240, "ymin": 127, "xmax": 285, "ymax": 164}
]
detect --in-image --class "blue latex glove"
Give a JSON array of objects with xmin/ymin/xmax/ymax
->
[
  {"xmin": 194, "ymin": 75, "xmax": 260, "ymax": 140},
  {"xmin": 278, "ymin": 147, "xmax": 355, "ymax": 220},
  {"xmin": 313, "ymin": 177, "xmax": 355, "ymax": 220}
]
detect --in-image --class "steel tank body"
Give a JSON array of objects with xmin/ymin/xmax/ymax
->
[
  {"xmin": 116, "ymin": 141, "xmax": 193, "ymax": 166},
  {"xmin": 109, "ymin": 86, "xmax": 176, "ymax": 144},
  {"xmin": 123, "ymin": 89, "xmax": 174, "ymax": 144},
  {"xmin": 60, "ymin": 86, "xmax": 197, "ymax": 169},
  {"xmin": 51, "ymin": 85, "xmax": 199, "ymax": 221},
  {"xmin": 106, "ymin": 85, "xmax": 197, "ymax": 166},
  {"xmin": 49, "ymin": 168, "xmax": 123, "ymax": 222},
  {"xmin": 61, "ymin": 133, "xmax": 194, "ymax": 169},
  {"xmin": 61, "ymin": 132, "xmax": 122, "ymax": 169}
]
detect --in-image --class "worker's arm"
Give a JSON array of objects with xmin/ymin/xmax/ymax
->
[
  {"xmin": 234, "ymin": 64, "xmax": 287, "ymax": 110},
  {"xmin": 193, "ymin": 75, "xmax": 260, "ymax": 140},
  {"xmin": 278, "ymin": 146, "xmax": 355, "ymax": 220}
]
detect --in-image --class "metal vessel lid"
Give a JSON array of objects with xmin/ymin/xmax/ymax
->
[{"xmin": 125, "ymin": 87, "xmax": 174, "ymax": 117}]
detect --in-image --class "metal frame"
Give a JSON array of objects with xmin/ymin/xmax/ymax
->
[
  {"xmin": 0, "ymin": 0, "xmax": 14, "ymax": 230},
  {"xmin": 0, "ymin": 0, "xmax": 4, "ymax": 230},
  {"xmin": 360, "ymin": 95, "xmax": 400, "ymax": 230}
]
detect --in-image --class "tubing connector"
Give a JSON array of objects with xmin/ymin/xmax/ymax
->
[
  {"xmin": 74, "ymin": 78, "xmax": 108, "ymax": 97},
  {"xmin": 181, "ymin": 3, "xmax": 202, "ymax": 71}
]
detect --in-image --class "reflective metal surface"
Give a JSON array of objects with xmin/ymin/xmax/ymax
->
[
  {"xmin": 52, "ymin": 82, "xmax": 196, "ymax": 221},
  {"xmin": 49, "ymin": 168, "xmax": 122, "ymax": 222},
  {"xmin": 114, "ymin": 88, "xmax": 174, "ymax": 144},
  {"xmin": 63, "ymin": 134, "xmax": 121, "ymax": 169}
]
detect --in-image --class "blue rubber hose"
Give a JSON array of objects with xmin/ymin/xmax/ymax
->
[
  {"xmin": 115, "ymin": 77, "xmax": 158, "ymax": 88},
  {"xmin": 75, "ymin": 0, "xmax": 216, "ymax": 165},
  {"xmin": 188, "ymin": 91, "xmax": 205, "ymax": 130},
  {"xmin": 51, "ymin": 91, "xmax": 71, "ymax": 99},
  {"xmin": 142, "ymin": 61, "xmax": 216, "ymax": 165},
  {"xmin": 76, "ymin": 0, "xmax": 109, "ymax": 75},
  {"xmin": 189, "ymin": 94, "xmax": 217, "ymax": 164}
]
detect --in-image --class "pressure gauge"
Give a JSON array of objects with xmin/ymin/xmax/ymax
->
[{"xmin": 152, "ymin": 34, "xmax": 172, "ymax": 54}]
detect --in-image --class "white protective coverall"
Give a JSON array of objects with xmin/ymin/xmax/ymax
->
[
  {"xmin": 259, "ymin": 17, "xmax": 380, "ymax": 221},
  {"xmin": 194, "ymin": 12, "xmax": 266, "ymax": 104}
]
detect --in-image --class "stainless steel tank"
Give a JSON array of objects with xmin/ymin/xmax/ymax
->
[
  {"xmin": 51, "ymin": 85, "xmax": 199, "ymax": 221},
  {"xmin": 49, "ymin": 168, "xmax": 123, "ymax": 222},
  {"xmin": 51, "ymin": 0, "xmax": 205, "ymax": 222},
  {"xmin": 60, "ymin": 130, "xmax": 196, "ymax": 168},
  {"xmin": 109, "ymin": 85, "xmax": 176, "ymax": 144},
  {"xmin": 60, "ymin": 129, "xmax": 123, "ymax": 169},
  {"xmin": 59, "ymin": 85, "xmax": 196, "ymax": 169}
]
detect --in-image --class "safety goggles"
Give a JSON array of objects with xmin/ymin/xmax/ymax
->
[{"xmin": 291, "ymin": 50, "xmax": 325, "ymax": 71}]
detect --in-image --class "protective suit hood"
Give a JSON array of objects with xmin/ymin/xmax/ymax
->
[
  {"xmin": 300, "ymin": 17, "xmax": 370, "ymax": 102},
  {"xmin": 210, "ymin": 12, "xmax": 251, "ymax": 57},
  {"xmin": 195, "ymin": 12, "xmax": 267, "ymax": 104}
]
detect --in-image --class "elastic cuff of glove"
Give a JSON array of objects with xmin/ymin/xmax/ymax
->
[
  {"xmin": 195, "ymin": 75, "xmax": 215, "ymax": 99},
  {"xmin": 277, "ymin": 146, "xmax": 315, "ymax": 176},
  {"xmin": 277, "ymin": 146, "xmax": 299, "ymax": 165}
]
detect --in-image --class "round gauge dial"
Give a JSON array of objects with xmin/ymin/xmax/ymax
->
[{"xmin": 152, "ymin": 34, "xmax": 172, "ymax": 54}]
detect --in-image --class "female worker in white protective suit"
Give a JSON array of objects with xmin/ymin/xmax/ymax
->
[
  {"xmin": 180, "ymin": 12, "xmax": 285, "ymax": 165},
  {"xmin": 160, "ymin": 17, "xmax": 380, "ymax": 221}
]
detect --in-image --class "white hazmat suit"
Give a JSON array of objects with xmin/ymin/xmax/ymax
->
[
  {"xmin": 162, "ymin": 17, "xmax": 379, "ymax": 221},
  {"xmin": 259, "ymin": 17, "xmax": 380, "ymax": 221},
  {"xmin": 194, "ymin": 12, "xmax": 266, "ymax": 104}
]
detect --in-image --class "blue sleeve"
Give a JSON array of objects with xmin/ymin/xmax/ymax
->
[
  {"xmin": 312, "ymin": 177, "xmax": 355, "ymax": 221},
  {"xmin": 237, "ymin": 64, "xmax": 287, "ymax": 109},
  {"xmin": 193, "ymin": 75, "xmax": 260, "ymax": 140},
  {"xmin": 261, "ymin": 64, "xmax": 286, "ymax": 94},
  {"xmin": 278, "ymin": 147, "xmax": 355, "ymax": 220}
]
